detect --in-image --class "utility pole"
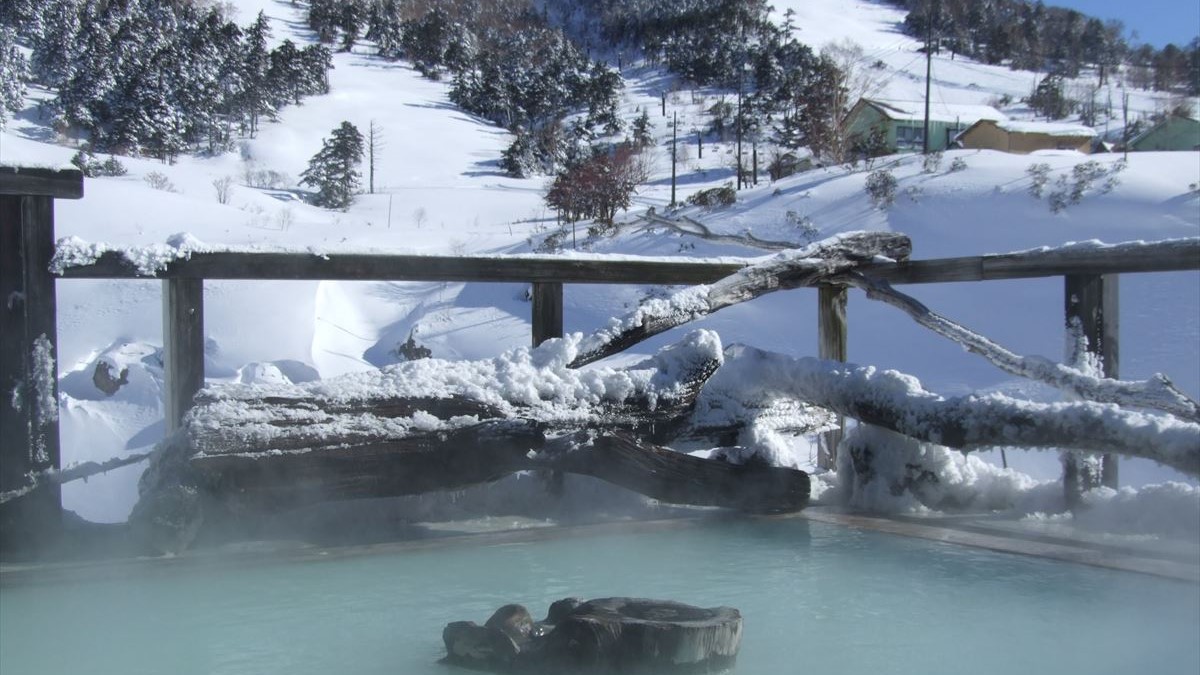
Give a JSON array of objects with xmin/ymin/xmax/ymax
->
[
  {"xmin": 922, "ymin": 0, "xmax": 937, "ymax": 154},
  {"xmin": 1122, "ymin": 91, "xmax": 1130, "ymax": 161},
  {"xmin": 671, "ymin": 111, "xmax": 678, "ymax": 206},
  {"xmin": 736, "ymin": 86, "xmax": 743, "ymax": 190}
]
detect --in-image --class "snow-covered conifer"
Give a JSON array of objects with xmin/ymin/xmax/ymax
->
[{"xmin": 300, "ymin": 121, "xmax": 365, "ymax": 210}]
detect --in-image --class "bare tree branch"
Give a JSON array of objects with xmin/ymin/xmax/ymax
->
[
  {"xmin": 569, "ymin": 231, "xmax": 911, "ymax": 367},
  {"xmin": 0, "ymin": 450, "xmax": 155, "ymax": 505}
]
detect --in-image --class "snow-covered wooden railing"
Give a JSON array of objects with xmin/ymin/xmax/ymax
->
[{"xmin": 4, "ymin": 164, "xmax": 1200, "ymax": 552}]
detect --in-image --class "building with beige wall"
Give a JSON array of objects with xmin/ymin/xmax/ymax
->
[{"xmin": 957, "ymin": 120, "xmax": 1096, "ymax": 154}]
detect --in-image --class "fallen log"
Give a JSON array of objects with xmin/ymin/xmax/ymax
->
[
  {"xmin": 834, "ymin": 271, "xmax": 1200, "ymax": 423},
  {"xmin": 534, "ymin": 432, "xmax": 810, "ymax": 513},
  {"xmin": 713, "ymin": 344, "xmax": 1200, "ymax": 477}
]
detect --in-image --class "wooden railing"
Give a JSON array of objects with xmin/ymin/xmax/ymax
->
[{"xmin": 3, "ymin": 166, "xmax": 1199, "ymax": 548}]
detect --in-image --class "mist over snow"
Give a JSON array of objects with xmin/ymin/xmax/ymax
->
[{"xmin": 2, "ymin": 0, "xmax": 1197, "ymax": 531}]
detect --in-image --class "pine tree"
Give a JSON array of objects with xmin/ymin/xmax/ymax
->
[
  {"xmin": 0, "ymin": 27, "xmax": 27, "ymax": 129},
  {"xmin": 300, "ymin": 121, "xmax": 364, "ymax": 210},
  {"xmin": 239, "ymin": 11, "xmax": 272, "ymax": 136}
]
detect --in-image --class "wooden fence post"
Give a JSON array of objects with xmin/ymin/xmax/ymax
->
[
  {"xmin": 1063, "ymin": 273, "xmax": 1119, "ymax": 504},
  {"xmin": 818, "ymin": 284, "xmax": 848, "ymax": 469},
  {"xmin": 0, "ymin": 167, "xmax": 83, "ymax": 553},
  {"xmin": 163, "ymin": 278, "xmax": 206, "ymax": 433},
  {"xmin": 531, "ymin": 282, "xmax": 564, "ymax": 347}
]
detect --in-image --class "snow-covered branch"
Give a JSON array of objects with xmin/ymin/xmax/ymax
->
[
  {"xmin": 716, "ymin": 345, "xmax": 1200, "ymax": 477},
  {"xmin": 835, "ymin": 271, "xmax": 1200, "ymax": 423},
  {"xmin": 569, "ymin": 231, "xmax": 911, "ymax": 367}
]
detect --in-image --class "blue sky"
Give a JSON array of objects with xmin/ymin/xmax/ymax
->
[{"xmin": 1049, "ymin": 0, "xmax": 1199, "ymax": 47}]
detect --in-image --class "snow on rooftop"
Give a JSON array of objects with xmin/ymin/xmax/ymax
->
[
  {"xmin": 995, "ymin": 120, "xmax": 1098, "ymax": 137},
  {"xmin": 866, "ymin": 99, "xmax": 1007, "ymax": 125}
]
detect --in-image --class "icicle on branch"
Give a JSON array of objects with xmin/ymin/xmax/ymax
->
[
  {"xmin": 834, "ymin": 271, "xmax": 1200, "ymax": 423},
  {"xmin": 568, "ymin": 231, "xmax": 911, "ymax": 368},
  {"xmin": 0, "ymin": 450, "xmax": 155, "ymax": 505}
]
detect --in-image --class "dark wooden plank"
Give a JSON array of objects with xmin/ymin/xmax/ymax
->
[
  {"xmin": 817, "ymin": 285, "xmax": 848, "ymax": 470},
  {"xmin": 531, "ymin": 282, "xmax": 564, "ymax": 347},
  {"xmin": 0, "ymin": 166, "xmax": 84, "ymax": 199},
  {"xmin": 60, "ymin": 251, "xmax": 746, "ymax": 284},
  {"xmin": 163, "ymin": 278, "xmax": 205, "ymax": 433},
  {"xmin": 0, "ymin": 195, "xmax": 63, "ymax": 553},
  {"xmin": 862, "ymin": 239, "xmax": 1200, "ymax": 284}
]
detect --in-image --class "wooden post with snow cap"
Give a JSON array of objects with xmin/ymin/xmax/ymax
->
[
  {"xmin": 817, "ymin": 284, "xmax": 849, "ymax": 469},
  {"xmin": 1063, "ymin": 273, "xmax": 1120, "ymax": 505},
  {"xmin": 0, "ymin": 166, "xmax": 82, "ymax": 553}
]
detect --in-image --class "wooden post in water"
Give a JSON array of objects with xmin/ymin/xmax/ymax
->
[
  {"xmin": 163, "ymin": 278, "xmax": 206, "ymax": 432},
  {"xmin": 1063, "ymin": 273, "xmax": 1120, "ymax": 504},
  {"xmin": 817, "ymin": 285, "xmax": 848, "ymax": 469},
  {"xmin": 531, "ymin": 282, "xmax": 564, "ymax": 347},
  {"xmin": 0, "ymin": 166, "xmax": 83, "ymax": 553}
]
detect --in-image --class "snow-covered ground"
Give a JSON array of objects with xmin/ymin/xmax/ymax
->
[{"xmin": 2, "ymin": 0, "xmax": 1197, "ymax": 535}]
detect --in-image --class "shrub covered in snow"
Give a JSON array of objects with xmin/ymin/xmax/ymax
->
[
  {"xmin": 686, "ymin": 184, "xmax": 737, "ymax": 208},
  {"xmin": 865, "ymin": 168, "xmax": 897, "ymax": 209}
]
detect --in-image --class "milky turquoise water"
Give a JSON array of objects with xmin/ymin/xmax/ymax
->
[{"xmin": 2, "ymin": 518, "xmax": 1197, "ymax": 675}]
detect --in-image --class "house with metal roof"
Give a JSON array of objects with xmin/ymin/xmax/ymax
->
[
  {"xmin": 1128, "ymin": 115, "xmax": 1200, "ymax": 152},
  {"xmin": 843, "ymin": 99, "xmax": 1006, "ymax": 155}
]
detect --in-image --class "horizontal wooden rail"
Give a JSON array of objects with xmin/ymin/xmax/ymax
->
[
  {"xmin": 860, "ymin": 239, "xmax": 1200, "ymax": 284},
  {"xmin": 0, "ymin": 166, "xmax": 84, "ymax": 199},
  {"xmin": 58, "ymin": 251, "xmax": 746, "ymax": 284},
  {"xmin": 56, "ymin": 239, "xmax": 1200, "ymax": 285}
]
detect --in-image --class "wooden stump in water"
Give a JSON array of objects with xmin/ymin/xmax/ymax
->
[{"xmin": 443, "ymin": 597, "xmax": 742, "ymax": 673}]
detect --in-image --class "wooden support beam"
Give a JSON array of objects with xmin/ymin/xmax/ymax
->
[
  {"xmin": 0, "ymin": 166, "xmax": 85, "ymax": 199},
  {"xmin": 163, "ymin": 278, "xmax": 205, "ymax": 433},
  {"xmin": 531, "ymin": 282, "xmax": 564, "ymax": 347},
  {"xmin": 0, "ymin": 195, "xmax": 64, "ymax": 552},
  {"xmin": 1063, "ymin": 274, "xmax": 1120, "ymax": 503},
  {"xmin": 817, "ymin": 285, "xmax": 848, "ymax": 469}
]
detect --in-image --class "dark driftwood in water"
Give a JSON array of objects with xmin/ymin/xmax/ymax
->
[
  {"xmin": 188, "ymin": 425, "xmax": 811, "ymax": 513},
  {"xmin": 444, "ymin": 597, "xmax": 742, "ymax": 674},
  {"xmin": 189, "ymin": 421, "xmax": 545, "ymax": 510},
  {"xmin": 568, "ymin": 231, "xmax": 911, "ymax": 367},
  {"xmin": 537, "ymin": 432, "xmax": 809, "ymax": 513}
]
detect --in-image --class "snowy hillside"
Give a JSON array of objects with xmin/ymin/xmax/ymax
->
[{"xmin": 1, "ymin": 0, "xmax": 1197, "ymax": 525}]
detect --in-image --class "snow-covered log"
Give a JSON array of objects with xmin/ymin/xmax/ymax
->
[
  {"xmin": 568, "ymin": 231, "xmax": 911, "ymax": 367},
  {"xmin": 717, "ymin": 344, "xmax": 1200, "ymax": 477},
  {"xmin": 138, "ymin": 330, "xmax": 816, "ymax": 520},
  {"xmin": 183, "ymin": 329, "xmax": 724, "ymax": 457},
  {"xmin": 835, "ymin": 270, "xmax": 1200, "ymax": 423}
]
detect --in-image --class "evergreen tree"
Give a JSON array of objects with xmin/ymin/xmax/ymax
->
[
  {"xmin": 1028, "ymin": 75, "xmax": 1073, "ymax": 119},
  {"xmin": 301, "ymin": 121, "xmax": 364, "ymax": 210},
  {"xmin": 239, "ymin": 11, "xmax": 272, "ymax": 136},
  {"xmin": 0, "ymin": 27, "xmax": 27, "ymax": 129}
]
